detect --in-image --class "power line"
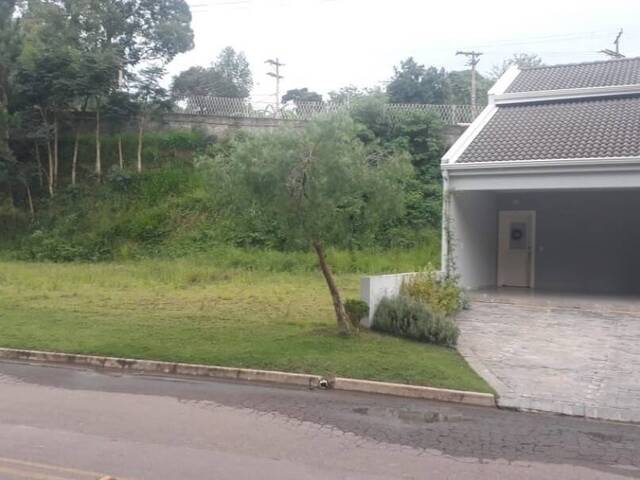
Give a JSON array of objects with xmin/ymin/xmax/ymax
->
[{"xmin": 467, "ymin": 27, "xmax": 638, "ymax": 50}]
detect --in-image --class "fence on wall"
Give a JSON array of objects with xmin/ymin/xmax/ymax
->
[{"xmin": 173, "ymin": 96, "xmax": 484, "ymax": 125}]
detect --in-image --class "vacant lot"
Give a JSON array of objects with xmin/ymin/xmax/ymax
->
[{"xmin": 0, "ymin": 259, "xmax": 490, "ymax": 393}]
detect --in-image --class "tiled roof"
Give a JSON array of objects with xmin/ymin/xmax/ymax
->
[
  {"xmin": 505, "ymin": 57, "xmax": 640, "ymax": 93},
  {"xmin": 457, "ymin": 95, "xmax": 640, "ymax": 163}
]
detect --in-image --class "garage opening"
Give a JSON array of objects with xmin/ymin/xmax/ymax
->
[{"xmin": 450, "ymin": 189, "xmax": 640, "ymax": 294}]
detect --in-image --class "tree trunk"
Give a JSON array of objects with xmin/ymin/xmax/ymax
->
[
  {"xmin": 53, "ymin": 113, "xmax": 59, "ymax": 187},
  {"xmin": 0, "ymin": 67, "xmax": 10, "ymax": 164},
  {"xmin": 95, "ymin": 107, "xmax": 101, "ymax": 179},
  {"xmin": 25, "ymin": 183, "xmax": 34, "ymax": 219},
  {"xmin": 37, "ymin": 107, "xmax": 54, "ymax": 197},
  {"xmin": 71, "ymin": 130, "xmax": 79, "ymax": 185},
  {"xmin": 137, "ymin": 116, "xmax": 144, "ymax": 173},
  {"xmin": 46, "ymin": 137, "xmax": 54, "ymax": 197},
  {"xmin": 35, "ymin": 143, "xmax": 43, "ymax": 187},
  {"xmin": 118, "ymin": 135, "xmax": 124, "ymax": 169},
  {"xmin": 313, "ymin": 241, "xmax": 352, "ymax": 336}
]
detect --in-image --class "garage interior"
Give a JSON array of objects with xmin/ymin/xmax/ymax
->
[{"xmin": 450, "ymin": 189, "xmax": 640, "ymax": 294}]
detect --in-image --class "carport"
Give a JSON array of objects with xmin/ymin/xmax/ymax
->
[{"xmin": 447, "ymin": 187, "xmax": 640, "ymax": 293}]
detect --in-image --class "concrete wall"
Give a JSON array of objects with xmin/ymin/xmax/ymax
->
[
  {"xmin": 162, "ymin": 114, "xmax": 468, "ymax": 146},
  {"xmin": 450, "ymin": 191, "xmax": 498, "ymax": 290},
  {"xmin": 497, "ymin": 190, "xmax": 640, "ymax": 293},
  {"xmin": 160, "ymin": 113, "xmax": 305, "ymax": 138},
  {"xmin": 54, "ymin": 112, "xmax": 468, "ymax": 146}
]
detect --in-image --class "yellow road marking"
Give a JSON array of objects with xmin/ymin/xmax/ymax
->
[
  {"xmin": 0, "ymin": 457, "xmax": 128, "ymax": 480},
  {"xmin": 0, "ymin": 464, "xmax": 73, "ymax": 480}
]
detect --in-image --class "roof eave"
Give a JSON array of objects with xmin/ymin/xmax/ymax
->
[
  {"xmin": 443, "ymin": 156, "xmax": 640, "ymax": 173},
  {"xmin": 494, "ymin": 83, "xmax": 640, "ymax": 105}
]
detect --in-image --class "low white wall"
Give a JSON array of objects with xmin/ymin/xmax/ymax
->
[{"xmin": 359, "ymin": 273, "xmax": 419, "ymax": 327}]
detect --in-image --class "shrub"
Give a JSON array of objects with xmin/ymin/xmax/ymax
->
[
  {"xmin": 401, "ymin": 270, "xmax": 465, "ymax": 316},
  {"xmin": 372, "ymin": 296, "xmax": 459, "ymax": 346},
  {"xmin": 344, "ymin": 299, "xmax": 369, "ymax": 329}
]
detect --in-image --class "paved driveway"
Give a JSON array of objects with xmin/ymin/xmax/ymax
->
[{"xmin": 457, "ymin": 293, "xmax": 640, "ymax": 422}]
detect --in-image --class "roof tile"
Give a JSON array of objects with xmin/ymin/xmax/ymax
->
[
  {"xmin": 506, "ymin": 57, "xmax": 640, "ymax": 93},
  {"xmin": 457, "ymin": 96, "xmax": 640, "ymax": 163}
]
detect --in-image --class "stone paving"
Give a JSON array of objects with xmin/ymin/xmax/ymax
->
[{"xmin": 457, "ymin": 293, "xmax": 640, "ymax": 422}]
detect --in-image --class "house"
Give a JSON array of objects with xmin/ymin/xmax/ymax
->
[{"xmin": 442, "ymin": 57, "xmax": 640, "ymax": 293}]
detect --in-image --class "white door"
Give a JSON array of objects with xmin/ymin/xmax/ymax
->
[{"xmin": 498, "ymin": 210, "xmax": 535, "ymax": 288}]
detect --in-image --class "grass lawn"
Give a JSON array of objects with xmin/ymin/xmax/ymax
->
[{"xmin": 0, "ymin": 259, "xmax": 491, "ymax": 393}]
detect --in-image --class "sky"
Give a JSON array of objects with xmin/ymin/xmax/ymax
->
[{"xmin": 166, "ymin": 0, "xmax": 640, "ymax": 105}]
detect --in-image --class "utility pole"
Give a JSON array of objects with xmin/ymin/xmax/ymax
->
[
  {"xmin": 600, "ymin": 29, "xmax": 625, "ymax": 58},
  {"xmin": 615, "ymin": 28, "xmax": 623, "ymax": 55},
  {"xmin": 456, "ymin": 51, "xmax": 483, "ymax": 107},
  {"xmin": 265, "ymin": 58, "xmax": 285, "ymax": 115}
]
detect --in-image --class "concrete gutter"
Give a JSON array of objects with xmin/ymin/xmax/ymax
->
[{"xmin": 0, "ymin": 348, "xmax": 496, "ymax": 408}]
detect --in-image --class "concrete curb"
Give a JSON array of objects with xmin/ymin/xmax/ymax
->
[
  {"xmin": 333, "ymin": 377, "xmax": 496, "ymax": 407},
  {"xmin": 0, "ymin": 348, "xmax": 496, "ymax": 408}
]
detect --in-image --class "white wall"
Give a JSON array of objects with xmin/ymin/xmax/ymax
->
[
  {"xmin": 359, "ymin": 273, "xmax": 418, "ymax": 327},
  {"xmin": 449, "ymin": 191, "xmax": 498, "ymax": 290}
]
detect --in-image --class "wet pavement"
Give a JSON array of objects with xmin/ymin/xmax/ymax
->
[{"xmin": 0, "ymin": 360, "xmax": 639, "ymax": 479}]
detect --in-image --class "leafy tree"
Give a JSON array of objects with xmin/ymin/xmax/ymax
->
[
  {"xmin": 14, "ymin": 0, "xmax": 83, "ymax": 195},
  {"xmin": 490, "ymin": 53, "xmax": 544, "ymax": 79},
  {"xmin": 0, "ymin": 0, "xmax": 22, "ymax": 203},
  {"xmin": 448, "ymin": 70, "xmax": 493, "ymax": 105},
  {"xmin": 71, "ymin": 0, "xmax": 194, "ymax": 178},
  {"xmin": 349, "ymin": 95, "xmax": 445, "ymax": 228},
  {"xmin": 207, "ymin": 114, "xmax": 413, "ymax": 335},
  {"xmin": 74, "ymin": 0, "xmax": 194, "ymax": 68},
  {"xmin": 212, "ymin": 46, "xmax": 252, "ymax": 98},
  {"xmin": 327, "ymin": 85, "xmax": 371, "ymax": 104},
  {"xmin": 171, "ymin": 66, "xmax": 213, "ymax": 98},
  {"xmin": 387, "ymin": 58, "xmax": 450, "ymax": 104},
  {"xmin": 282, "ymin": 88, "xmax": 323, "ymax": 106},
  {"xmin": 171, "ymin": 46, "xmax": 252, "ymax": 98}
]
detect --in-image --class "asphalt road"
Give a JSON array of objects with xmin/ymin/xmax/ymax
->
[{"xmin": 0, "ymin": 361, "xmax": 639, "ymax": 480}]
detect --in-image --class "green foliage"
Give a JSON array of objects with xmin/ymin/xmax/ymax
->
[
  {"xmin": 387, "ymin": 58, "xmax": 451, "ymax": 104},
  {"xmin": 448, "ymin": 70, "xmax": 493, "ymax": 105},
  {"xmin": 348, "ymin": 96, "xmax": 445, "ymax": 232},
  {"xmin": 372, "ymin": 296, "xmax": 459, "ymax": 347},
  {"xmin": 0, "ymin": 197, "xmax": 28, "ymax": 241},
  {"xmin": 171, "ymin": 46, "xmax": 252, "ymax": 98},
  {"xmin": 490, "ymin": 53, "xmax": 544, "ymax": 80},
  {"xmin": 204, "ymin": 113, "xmax": 414, "ymax": 250},
  {"xmin": 3, "ymin": 0, "xmax": 195, "ymax": 200},
  {"xmin": 327, "ymin": 85, "xmax": 375, "ymax": 104},
  {"xmin": 401, "ymin": 270, "xmax": 466, "ymax": 316},
  {"xmin": 0, "ymin": 0, "xmax": 21, "ymax": 177},
  {"xmin": 7, "ymin": 148, "xmax": 440, "ymax": 268},
  {"xmin": 386, "ymin": 57, "xmax": 495, "ymax": 106},
  {"xmin": 344, "ymin": 299, "xmax": 369, "ymax": 328},
  {"xmin": 282, "ymin": 88, "xmax": 323, "ymax": 105}
]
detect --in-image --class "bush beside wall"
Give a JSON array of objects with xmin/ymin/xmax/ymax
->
[
  {"xmin": 401, "ymin": 271, "xmax": 466, "ymax": 316},
  {"xmin": 372, "ymin": 296, "xmax": 459, "ymax": 347}
]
